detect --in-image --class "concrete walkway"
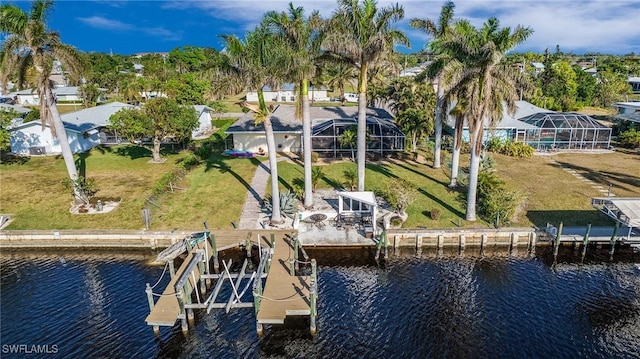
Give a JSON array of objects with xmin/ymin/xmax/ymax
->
[{"xmin": 238, "ymin": 157, "xmax": 291, "ymax": 229}]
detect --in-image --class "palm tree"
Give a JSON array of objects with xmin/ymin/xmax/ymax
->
[
  {"xmin": 323, "ymin": 0, "xmax": 408, "ymax": 191},
  {"xmin": 385, "ymin": 77, "xmax": 435, "ymax": 152},
  {"xmin": 323, "ymin": 63, "xmax": 356, "ymax": 105},
  {"xmin": 339, "ymin": 125, "xmax": 357, "ymax": 161},
  {"xmin": 410, "ymin": 0, "xmax": 455, "ymax": 169},
  {"xmin": 265, "ymin": 3, "xmax": 322, "ymax": 209},
  {"xmin": 221, "ymin": 25, "xmax": 287, "ymax": 224},
  {"xmin": 1, "ymin": 0, "xmax": 84, "ymax": 202},
  {"xmin": 445, "ymin": 93, "xmax": 468, "ymax": 188},
  {"xmin": 438, "ymin": 18, "xmax": 532, "ymax": 220}
]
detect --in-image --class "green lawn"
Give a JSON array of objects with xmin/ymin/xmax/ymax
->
[{"xmin": 2, "ymin": 143, "xmax": 638, "ymax": 230}]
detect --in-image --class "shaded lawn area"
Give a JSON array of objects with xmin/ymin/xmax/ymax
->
[
  {"xmin": 275, "ymin": 159, "xmax": 477, "ymax": 229},
  {"xmin": 0, "ymin": 146, "xmax": 259, "ymax": 230},
  {"xmin": 494, "ymin": 150, "xmax": 640, "ymax": 227}
]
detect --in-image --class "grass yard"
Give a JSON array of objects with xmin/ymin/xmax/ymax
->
[
  {"xmin": 0, "ymin": 146, "xmax": 259, "ymax": 230},
  {"xmin": 275, "ymin": 159, "xmax": 476, "ymax": 229}
]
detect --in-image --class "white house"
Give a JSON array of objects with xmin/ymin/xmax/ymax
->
[
  {"xmin": 614, "ymin": 101, "xmax": 640, "ymax": 124},
  {"xmin": 9, "ymin": 102, "xmax": 133, "ymax": 155},
  {"xmin": 192, "ymin": 105, "xmax": 214, "ymax": 139},
  {"xmin": 246, "ymin": 83, "xmax": 329, "ymax": 103},
  {"xmin": 628, "ymin": 77, "xmax": 640, "ymax": 94},
  {"xmin": 11, "ymin": 86, "xmax": 106, "ymax": 105}
]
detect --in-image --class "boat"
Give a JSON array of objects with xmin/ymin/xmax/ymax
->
[
  {"xmin": 223, "ymin": 149, "xmax": 255, "ymax": 158},
  {"xmin": 153, "ymin": 231, "xmax": 209, "ymax": 264}
]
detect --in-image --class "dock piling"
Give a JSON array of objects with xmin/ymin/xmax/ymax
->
[
  {"xmin": 210, "ymin": 234, "xmax": 219, "ymax": 273},
  {"xmin": 168, "ymin": 260, "xmax": 175, "ymax": 279},
  {"xmin": 582, "ymin": 223, "xmax": 592, "ymax": 260},
  {"xmin": 553, "ymin": 222, "xmax": 563, "ymax": 258},
  {"xmin": 145, "ymin": 283, "xmax": 154, "ymax": 311},
  {"xmin": 610, "ymin": 222, "xmax": 620, "ymax": 257},
  {"xmin": 309, "ymin": 259, "xmax": 317, "ymax": 336},
  {"xmin": 294, "ymin": 237, "xmax": 300, "ymax": 274}
]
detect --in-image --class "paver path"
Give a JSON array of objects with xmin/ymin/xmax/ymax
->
[{"xmin": 238, "ymin": 158, "xmax": 290, "ymax": 229}]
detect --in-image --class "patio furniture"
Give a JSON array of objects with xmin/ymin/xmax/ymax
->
[{"xmin": 308, "ymin": 213, "xmax": 327, "ymax": 229}]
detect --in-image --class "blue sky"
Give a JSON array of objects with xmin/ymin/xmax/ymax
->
[{"xmin": 6, "ymin": 0, "xmax": 640, "ymax": 55}]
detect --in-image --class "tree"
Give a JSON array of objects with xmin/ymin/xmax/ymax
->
[
  {"xmin": 411, "ymin": 0, "xmax": 456, "ymax": 169},
  {"xmin": 1, "ymin": 0, "xmax": 85, "ymax": 203},
  {"xmin": 221, "ymin": 24, "xmax": 288, "ymax": 224},
  {"xmin": 323, "ymin": 63, "xmax": 357, "ymax": 104},
  {"xmin": 323, "ymin": 0, "xmax": 409, "ymax": 191},
  {"xmin": 168, "ymin": 46, "xmax": 207, "ymax": 73},
  {"xmin": 265, "ymin": 3, "xmax": 322, "ymax": 208},
  {"xmin": 574, "ymin": 65, "xmax": 597, "ymax": 107},
  {"xmin": 0, "ymin": 108, "xmax": 18, "ymax": 152},
  {"xmin": 438, "ymin": 18, "xmax": 533, "ymax": 221},
  {"xmin": 164, "ymin": 73, "xmax": 208, "ymax": 105},
  {"xmin": 384, "ymin": 77, "xmax": 435, "ymax": 153},
  {"xmin": 595, "ymin": 69, "xmax": 631, "ymax": 107},
  {"xmin": 538, "ymin": 60, "xmax": 578, "ymax": 111},
  {"xmin": 339, "ymin": 125, "xmax": 357, "ymax": 161},
  {"xmin": 79, "ymin": 83, "xmax": 101, "ymax": 108},
  {"xmin": 446, "ymin": 93, "xmax": 468, "ymax": 188},
  {"xmin": 108, "ymin": 98, "xmax": 199, "ymax": 162}
]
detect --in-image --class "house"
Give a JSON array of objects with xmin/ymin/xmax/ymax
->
[
  {"xmin": 628, "ymin": 77, "xmax": 640, "ymax": 94},
  {"xmin": 530, "ymin": 62, "xmax": 545, "ymax": 75},
  {"xmin": 192, "ymin": 105, "xmax": 214, "ymax": 139},
  {"xmin": 246, "ymin": 83, "xmax": 330, "ymax": 103},
  {"xmin": 444, "ymin": 100, "xmax": 612, "ymax": 150},
  {"xmin": 614, "ymin": 101, "xmax": 640, "ymax": 124},
  {"xmin": 225, "ymin": 105, "xmax": 404, "ymax": 156},
  {"xmin": 10, "ymin": 86, "xmax": 106, "ymax": 105},
  {"xmin": 445, "ymin": 100, "xmax": 549, "ymax": 143},
  {"xmin": 9, "ymin": 102, "xmax": 134, "ymax": 155}
]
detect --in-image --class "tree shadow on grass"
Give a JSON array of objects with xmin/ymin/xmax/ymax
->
[
  {"xmin": 113, "ymin": 145, "xmax": 153, "ymax": 159},
  {"xmin": 417, "ymin": 187, "xmax": 465, "ymax": 218},
  {"xmin": 552, "ymin": 161, "xmax": 640, "ymax": 196},
  {"xmin": 0, "ymin": 152, "xmax": 30, "ymax": 165},
  {"xmin": 204, "ymin": 155, "xmax": 262, "ymax": 204},
  {"xmin": 389, "ymin": 160, "xmax": 449, "ymax": 187}
]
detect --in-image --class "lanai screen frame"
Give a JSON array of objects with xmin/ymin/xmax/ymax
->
[
  {"xmin": 311, "ymin": 117, "xmax": 405, "ymax": 157},
  {"xmin": 518, "ymin": 112, "xmax": 611, "ymax": 150}
]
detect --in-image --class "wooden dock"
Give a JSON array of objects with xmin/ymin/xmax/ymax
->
[
  {"xmin": 144, "ymin": 229, "xmax": 317, "ymax": 335},
  {"xmin": 256, "ymin": 233, "xmax": 311, "ymax": 325}
]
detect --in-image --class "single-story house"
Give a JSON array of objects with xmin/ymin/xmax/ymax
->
[
  {"xmin": 444, "ymin": 100, "xmax": 611, "ymax": 150},
  {"xmin": 614, "ymin": 101, "xmax": 640, "ymax": 124},
  {"xmin": 445, "ymin": 100, "xmax": 549, "ymax": 143},
  {"xmin": 628, "ymin": 77, "xmax": 640, "ymax": 94},
  {"xmin": 1, "ymin": 103, "xmax": 31, "ymax": 117},
  {"xmin": 225, "ymin": 105, "xmax": 404, "ymax": 156},
  {"xmin": 10, "ymin": 86, "xmax": 106, "ymax": 105},
  {"xmin": 9, "ymin": 102, "xmax": 133, "ymax": 155},
  {"xmin": 193, "ymin": 105, "xmax": 214, "ymax": 138},
  {"xmin": 246, "ymin": 83, "xmax": 330, "ymax": 103}
]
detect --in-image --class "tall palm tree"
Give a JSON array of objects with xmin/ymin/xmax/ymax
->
[
  {"xmin": 438, "ymin": 18, "xmax": 532, "ymax": 220},
  {"xmin": 222, "ymin": 25, "xmax": 287, "ymax": 224},
  {"xmin": 1, "ymin": 0, "xmax": 84, "ymax": 202},
  {"xmin": 410, "ymin": 0, "xmax": 455, "ymax": 169},
  {"xmin": 323, "ymin": 0, "xmax": 408, "ymax": 191},
  {"xmin": 265, "ymin": 3, "xmax": 322, "ymax": 209},
  {"xmin": 445, "ymin": 93, "xmax": 468, "ymax": 188}
]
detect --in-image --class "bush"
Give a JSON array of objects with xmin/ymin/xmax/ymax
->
[
  {"xmin": 619, "ymin": 129, "xmax": 640, "ymax": 148},
  {"xmin": 380, "ymin": 178, "xmax": 417, "ymax": 215},
  {"xmin": 343, "ymin": 166, "xmax": 357, "ymax": 191},
  {"xmin": 311, "ymin": 166, "xmax": 324, "ymax": 191},
  {"xmin": 430, "ymin": 208, "xmax": 441, "ymax": 221},
  {"xmin": 311, "ymin": 152, "xmax": 319, "ymax": 163},
  {"xmin": 180, "ymin": 153, "xmax": 200, "ymax": 170},
  {"xmin": 485, "ymin": 138, "xmax": 534, "ymax": 158},
  {"xmin": 476, "ymin": 169, "xmax": 524, "ymax": 227},
  {"xmin": 154, "ymin": 168, "xmax": 186, "ymax": 194},
  {"xmin": 61, "ymin": 176, "xmax": 98, "ymax": 205}
]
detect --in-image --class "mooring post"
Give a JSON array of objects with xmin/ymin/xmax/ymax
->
[
  {"xmin": 610, "ymin": 222, "xmax": 620, "ymax": 257},
  {"xmin": 145, "ymin": 283, "xmax": 154, "ymax": 311},
  {"xmin": 416, "ymin": 235, "xmax": 423, "ymax": 250},
  {"xmin": 459, "ymin": 234, "xmax": 466, "ymax": 251},
  {"xmin": 437, "ymin": 235, "xmax": 444, "ymax": 249},
  {"xmin": 168, "ymin": 260, "xmax": 176, "ymax": 279},
  {"xmin": 383, "ymin": 230, "xmax": 388, "ymax": 258},
  {"xmin": 294, "ymin": 237, "xmax": 300, "ymax": 274},
  {"xmin": 310, "ymin": 259, "xmax": 317, "ymax": 335},
  {"xmin": 481, "ymin": 234, "xmax": 488, "ymax": 255},
  {"xmin": 210, "ymin": 234, "xmax": 219, "ymax": 274},
  {"xmin": 553, "ymin": 222, "xmax": 563, "ymax": 258},
  {"xmin": 197, "ymin": 260, "xmax": 206, "ymax": 295},
  {"xmin": 394, "ymin": 235, "xmax": 400, "ymax": 251},
  {"xmin": 183, "ymin": 281, "xmax": 194, "ymax": 324},
  {"xmin": 176, "ymin": 291, "xmax": 188, "ymax": 332},
  {"xmin": 582, "ymin": 223, "xmax": 592, "ymax": 259}
]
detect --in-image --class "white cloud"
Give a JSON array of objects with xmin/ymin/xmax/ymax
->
[
  {"xmin": 77, "ymin": 15, "xmax": 182, "ymax": 42},
  {"xmin": 165, "ymin": 0, "xmax": 639, "ymax": 54},
  {"xmin": 77, "ymin": 16, "xmax": 135, "ymax": 31}
]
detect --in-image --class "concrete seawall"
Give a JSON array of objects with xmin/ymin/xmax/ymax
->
[{"xmin": 0, "ymin": 228, "xmax": 540, "ymax": 250}]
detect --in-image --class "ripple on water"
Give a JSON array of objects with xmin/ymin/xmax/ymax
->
[{"xmin": 1, "ymin": 252, "xmax": 639, "ymax": 358}]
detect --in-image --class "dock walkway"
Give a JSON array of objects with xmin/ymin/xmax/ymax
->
[{"xmin": 257, "ymin": 234, "xmax": 311, "ymax": 324}]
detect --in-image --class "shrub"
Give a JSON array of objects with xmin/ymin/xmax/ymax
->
[
  {"xmin": 619, "ymin": 129, "xmax": 640, "ymax": 148},
  {"xmin": 381, "ymin": 178, "xmax": 417, "ymax": 215},
  {"xmin": 154, "ymin": 168, "xmax": 186, "ymax": 194},
  {"xmin": 311, "ymin": 152, "xmax": 319, "ymax": 163},
  {"xmin": 343, "ymin": 166, "xmax": 357, "ymax": 191},
  {"xmin": 430, "ymin": 208, "xmax": 442, "ymax": 221},
  {"xmin": 263, "ymin": 190, "xmax": 299, "ymax": 219},
  {"xmin": 311, "ymin": 166, "xmax": 324, "ymax": 191},
  {"xmin": 180, "ymin": 153, "xmax": 200, "ymax": 170},
  {"xmin": 486, "ymin": 139, "xmax": 534, "ymax": 158},
  {"xmin": 62, "ymin": 176, "xmax": 98, "ymax": 205}
]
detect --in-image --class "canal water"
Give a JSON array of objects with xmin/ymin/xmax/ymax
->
[{"xmin": 1, "ymin": 248, "xmax": 639, "ymax": 358}]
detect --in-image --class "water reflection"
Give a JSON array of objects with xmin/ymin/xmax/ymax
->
[{"xmin": 0, "ymin": 248, "xmax": 638, "ymax": 358}]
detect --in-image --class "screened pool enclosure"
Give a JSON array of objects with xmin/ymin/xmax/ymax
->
[
  {"xmin": 312, "ymin": 118, "xmax": 405, "ymax": 157},
  {"xmin": 517, "ymin": 113, "xmax": 611, "ymax": 150}
]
